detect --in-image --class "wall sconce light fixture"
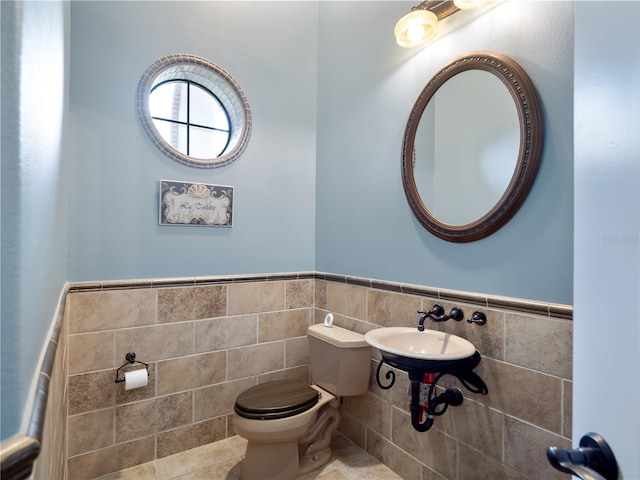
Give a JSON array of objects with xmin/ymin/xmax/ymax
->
[{"xmin": 394, "ymin": 0, "xmax": 495, "ymax": 48}]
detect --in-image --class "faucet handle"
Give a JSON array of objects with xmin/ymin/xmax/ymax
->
[
  {"xmin": 417, "ymin": 305, "xmax": 445, "ymax": 317},
  {"xmin": 467, "ymin": 311, "xmax": 487, "ymax": 326},
  {"xmin": 418, "ymin": 305, "xmax": 463, "ymax": 323}
]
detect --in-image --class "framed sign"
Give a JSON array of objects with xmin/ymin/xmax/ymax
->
[{"xmin": 159, "ymin": 180, "xmax": 233, "ymax": 227}]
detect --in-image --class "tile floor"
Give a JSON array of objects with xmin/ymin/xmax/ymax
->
[{"xmin": 97, "ymin": 434, "xmax": 403, "ymax": 480}]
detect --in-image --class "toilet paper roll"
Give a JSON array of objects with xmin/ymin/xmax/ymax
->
[{"xmin": 124, "ymin": 368, "xmax": 148, "ymax": 390}]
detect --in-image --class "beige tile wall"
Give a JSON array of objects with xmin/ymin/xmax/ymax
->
[
  {"xmin": 64, "ymin": 273, "xmax": 572, "ymax": 480},
  {"xmin": 65, "ymin": 276, "xmax": 315, "ymax": 480},
  {"xmin": 315, "ymin": 278, "xmax": 573, "ymax": 480}
]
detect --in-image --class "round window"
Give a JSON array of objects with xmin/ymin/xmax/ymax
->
[{"xmin": 137, "ymin": 54, "xmax": 251, "ymax": 168}]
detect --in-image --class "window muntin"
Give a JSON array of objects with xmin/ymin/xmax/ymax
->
[{"xmin": 149, "ymin": 80, "xmax": 231, "ymax": 159}]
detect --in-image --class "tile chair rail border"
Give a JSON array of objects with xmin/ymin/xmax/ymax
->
[
  {"xmin": 0, "ymin": 284, "xmax": 69, "ymax": 480},
  {"xmin": 68, "ymin": 271, "xmax": 573, "ymax": 320}
]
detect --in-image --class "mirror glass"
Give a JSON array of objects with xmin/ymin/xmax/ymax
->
[
  {"xmin": 137, "ymin": 54, "xmax": 251, "ymax": 168},
  {"xmin": 414, "ymin": 70, "xmax": 520, "ymax": 225},
  {"xmin": 402, "ymin": 51, "xmax": 544, "ymax": 242}
]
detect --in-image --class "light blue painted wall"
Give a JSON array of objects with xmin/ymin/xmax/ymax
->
[
  {"xmin": 68, "ymin": 1, "xmax": 575, "ymax": 304},
  {"xmin": 67, "ymin": 1, "xmax": 318, "ymax": 281},
  {"xmin": 68, "ymin": 1, "xmax": 573, "ymax": 298},
  {"xmin": 316, "ymin": 1, "xmax": 574, "ymax": 304},
  {"xmin": 573, "ymin": 2, "xmax": 640, "ymax": 477},
  {"xmin": 8, "ymin": 4, "xmax": 639, "ymax": 464},
  {"xmin": 0, "ymin": 1, "xmax": 69, "ymax": 440},
  {"xmin": 1, "ymin": 1, "xmax": 573, "ymax": 438}
]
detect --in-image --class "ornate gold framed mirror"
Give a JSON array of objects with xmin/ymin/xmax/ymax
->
[{"xmin": 401, "ymin": 51, "xmax": 544, "ymax": 242}]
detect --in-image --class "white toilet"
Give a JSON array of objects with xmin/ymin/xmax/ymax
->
[{"xmin": 233, "ymin": 323, "xmax": 371, "ymax": 480}]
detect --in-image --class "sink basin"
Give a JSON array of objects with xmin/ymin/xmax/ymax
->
[
  {"xmin": 365, "ymin": 327, "xmax": 476, "ymax": 372},
  {"xmin": 365, "ymin": 327, "xmax": 475, "ymax": 360}
]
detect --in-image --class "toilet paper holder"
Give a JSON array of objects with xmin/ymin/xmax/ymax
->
[{"xmin": 115, "ymin": 352, "xmax": 149, "ymax": 384}]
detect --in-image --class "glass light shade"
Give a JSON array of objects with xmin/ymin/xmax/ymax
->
[
  {"xmin": 453, "ymin": 0, "xmax": 494, "ymax": 10},
  {"xmin": 394, "ymin": 9, "xmax": 439, "ymax": 48}
]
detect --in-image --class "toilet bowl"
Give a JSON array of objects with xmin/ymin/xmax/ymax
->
[{"xmin": 232, "ymin": 323, "xmax": 371, "ymax": 480}]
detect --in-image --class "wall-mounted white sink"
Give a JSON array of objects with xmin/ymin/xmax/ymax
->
[
  {"xmin": 365, "ymin": 327, "xmax": 475, "ymax": 360},
  {"xmin": 365, "ymin": 327, "xmax": 476, "ymax": 372},
  {"xmin": 365, "ymin": 326, "xmax": 487, "ymax": 432}
]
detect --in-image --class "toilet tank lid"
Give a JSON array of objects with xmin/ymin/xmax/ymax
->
[{"xmin": 307, "ymin": 324, "xmax": 368, "ymax": 348}]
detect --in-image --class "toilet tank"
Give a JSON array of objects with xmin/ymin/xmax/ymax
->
[{"xmin": 307, "ymin": 324, "xmax": 371, "ymax": 396}]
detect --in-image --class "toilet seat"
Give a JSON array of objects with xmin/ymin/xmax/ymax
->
[{"xmin": 234, "ymin": 379, "xmax": 320, "ymax": 420}]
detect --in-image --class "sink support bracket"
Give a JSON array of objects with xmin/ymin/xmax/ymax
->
[
  {"xmin": 374, "ymin": 351, "xmax": 489, "ymax": 432},
  {"xmin": 375, "ymin": 359, "xmax": 396, "ymax": 389}
]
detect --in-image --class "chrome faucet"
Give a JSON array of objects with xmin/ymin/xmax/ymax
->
[{"xmin": 417, "ymin": 305, "xmax": 464, "ymax": 331}]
